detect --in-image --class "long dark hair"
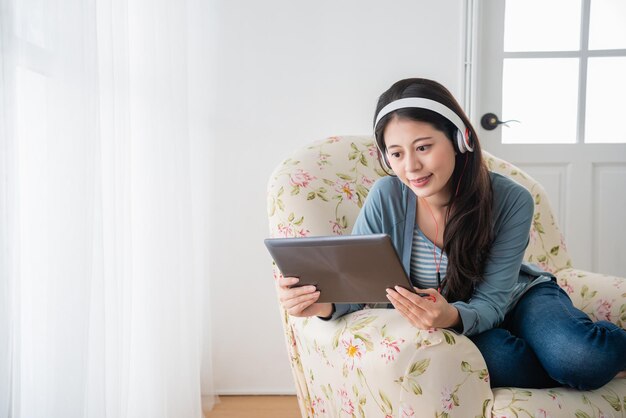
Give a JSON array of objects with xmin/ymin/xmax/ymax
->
[{"xmin": 373, "ymin": 78, "xmax": 493, "ymax": 302}]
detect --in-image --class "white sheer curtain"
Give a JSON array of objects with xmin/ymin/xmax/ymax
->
[{"xmin": 0, "ymin": 0, "xmax": 216, "ymax": 417}]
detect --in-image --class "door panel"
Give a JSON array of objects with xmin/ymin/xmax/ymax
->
[{"xmin": 473, "ymin": 0, "xmax": 626, "ymax": 276}]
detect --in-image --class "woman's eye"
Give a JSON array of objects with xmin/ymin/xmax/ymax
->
[
  {"xmin": 391, "ymin": 152, "xmax": 401, "ymax": 158},
  {"xmin": 417, "ymin": 145, "xmax": 430, "ymax": 152}
]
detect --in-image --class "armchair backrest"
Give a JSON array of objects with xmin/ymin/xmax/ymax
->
[{"xmin": 267, "ymin": 136, "xmax": 572, "ymax": 274}]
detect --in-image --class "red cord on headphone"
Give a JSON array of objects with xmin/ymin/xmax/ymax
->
[{"xmin": 420, "ymin": 153, "xmax": 469, "ymax": 295}]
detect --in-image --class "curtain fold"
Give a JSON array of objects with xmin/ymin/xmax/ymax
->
[{"xmin": 0, "ymin": 0, "xmax": 215, "ymax": 416}]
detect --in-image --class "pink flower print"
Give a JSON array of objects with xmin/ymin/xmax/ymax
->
[
  {"xmin": 548, "ymin": 392, "xmax": 562, "ymax": 409},
  {"xmin": 329, "ymin": 220, "xmax": 344, "ymax": 235},
  {"xmin": 380, "ymin": 337, "xmax": 405, "ymax": 364},
  {"xmin": 530, "ymin": 228, "xmax": 539, "ymax": 245},
  {"xmin": 481, "ymin": 370, "xmax": 490, "ymax": 383},
  {"xmin": 289, "ymin": 169, "xmax": 316, "ymax": 188},
  {"xmin": 562, "ymin": 283, "xmax": 574, "ymax": 295},
  {"xmin": 594, "ymin": 298, "xmax": 613, "ymax": 321},
  {"xmin": 327, "ymin": 136, "xmax": 340, "ymax": 143},
  {"xmin": 360, "ymin": 175, "xmax": 375, "ymax": 187},
  {"xmin": 368, "ymin": 144, "xmax": 378, "ymax": 157},
  {"xmin": 535, "ymin": 409, "xmax": 551, "ymax": 418},
  {"xmin": 337, "ymin": 388, "xmax": 354, "ymax": 415},
  {"xmin": 341, "ymin": 337, "xmax": 365, "ymax": 370},
  {"xmin": 400, "ymin": 404, "xmax": 415, "ymax": 417},
  {"xmin": 311, "ymin": 396, "xmax": 326, "ymax": 415},
  {"xmin": 277, "ymin": 223, "xmax": 293, "ymax": 237},
  {"xmin": 335, "ymin": 181, "xmax": 357, "ymax": 202},
  {"xmin": 277, "ymin": 222, "xmax": 309, "ymax": 238},
  {"xmin": 440, "ymin": 386, "xmax": 454, "ymax": 412}
]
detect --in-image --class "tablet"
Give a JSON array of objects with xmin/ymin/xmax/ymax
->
[{"xmin": 264, "ymin": 234, "xmax": 415, "ymax": 303}]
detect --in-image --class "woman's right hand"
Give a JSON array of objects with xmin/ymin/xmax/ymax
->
[{"xmin": 277, "ymin": 276, "xmax": 333, "ymax": 318}]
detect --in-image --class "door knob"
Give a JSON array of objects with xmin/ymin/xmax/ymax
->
[{"xmin": 481, "ymin": 113, "xmax": 520, "ymax": 131}]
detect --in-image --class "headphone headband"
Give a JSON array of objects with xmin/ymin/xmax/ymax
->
[{"xmin": 374, "ymin": 97, "xmax": 474, "ymax": 154}]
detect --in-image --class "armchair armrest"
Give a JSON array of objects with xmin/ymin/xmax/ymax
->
[
  {"xmin": 556, "ymin": 268, "xmax": 626, "ymax": 329},
  {"xmin": 288, "ymin": 308, "xmax": 493, "ymax": 417}
]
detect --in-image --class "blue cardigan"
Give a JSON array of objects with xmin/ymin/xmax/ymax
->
[{"xmin": 331, "ymin": 172, "xmax": 555, "ymax": 336}]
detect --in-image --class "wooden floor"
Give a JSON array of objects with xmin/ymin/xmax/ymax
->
[{"xmin": 204, "ymin": 396, "xmax": 301, "ymax": 418}]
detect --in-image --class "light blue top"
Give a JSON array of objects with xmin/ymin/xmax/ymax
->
[
  {"xmin": 410, "ymin": 226, "xmax": 448, "ymax": 289},
  {"xmin": 330, "ymin": 172, "xmax": 555, "ymax": 336}
]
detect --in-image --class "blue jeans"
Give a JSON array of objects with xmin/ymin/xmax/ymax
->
[{"xmin": 469, "ymin": 280, "xmax": 626, "ymax": 390}]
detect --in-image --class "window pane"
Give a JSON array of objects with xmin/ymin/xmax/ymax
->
[
  {"xmin": 588, "ymin": 0, "xmax": 626, "ymax": 50},
  {"xmin": 502, "ymin": 58, "xmax": 579, "ymax": 144},
  {"xmin": 504, "ymin": 0, "xmax": 581, "ymax": 52},
  {"xmin": 585, "ymin": 57, "xmax": 626, "ymax": 143}
]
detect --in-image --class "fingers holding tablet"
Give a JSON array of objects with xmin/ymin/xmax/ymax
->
[
  {"xmin": 277, "ymin": 276, "xmax": 331, "ymax": 317},
  {"xmin": 386, "ymin": 286, "xmax": 460, "ymax": 330}
]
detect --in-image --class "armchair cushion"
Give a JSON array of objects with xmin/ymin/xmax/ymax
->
[
  {"xmin": 491, "ymin": 380, "xmax": 626, "ymax": 417},
  {"xmin": 556, "ymin": 268, "xmax": 626, "ymax": 328}
]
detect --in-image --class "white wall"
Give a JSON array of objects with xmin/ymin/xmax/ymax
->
[{"xmin": 208, "ymin": 0, "xmax": 467, "ymax": 394}]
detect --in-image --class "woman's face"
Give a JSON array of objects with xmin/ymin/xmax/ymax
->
[{"xmin": 383, "ymin": 117, "xmax": 457, "ymax": 205}]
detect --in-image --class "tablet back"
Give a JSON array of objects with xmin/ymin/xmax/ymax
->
[{"xmin": 264, "ymin": 234, "xmax": 413, "ymax": 303}]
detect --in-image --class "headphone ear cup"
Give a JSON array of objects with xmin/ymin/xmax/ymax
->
[{"xmin": 456, "ymin": 128, "xmax": 474, "ymax": 153}]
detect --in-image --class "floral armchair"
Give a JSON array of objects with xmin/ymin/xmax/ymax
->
[{"xmin": 267, "ymin": 136, "xmax": 626, "ymax": 417}]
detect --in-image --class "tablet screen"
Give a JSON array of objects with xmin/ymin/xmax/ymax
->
[{"xmin": 265, "ymin": 234, "xmax": 415, "ymax": 303}]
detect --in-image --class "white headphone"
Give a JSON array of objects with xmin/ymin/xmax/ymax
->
[{"xmin": 374, "ymin": 98, "xmax": 474, "ymax": 163}]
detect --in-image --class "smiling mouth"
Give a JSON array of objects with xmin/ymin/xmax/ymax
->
[{"xmin": 409, "ymin": 174, "xmax": 432, "ymax": 186}]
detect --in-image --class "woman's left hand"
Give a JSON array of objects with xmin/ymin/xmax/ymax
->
[{"xmin": 386, "ymin": 286, "xmax": 460, "ymax": 330}]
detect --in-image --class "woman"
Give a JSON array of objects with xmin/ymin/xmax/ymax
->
[{"xmin": 277, "ymin": 78, "xmax": 626, "ymax": 390}]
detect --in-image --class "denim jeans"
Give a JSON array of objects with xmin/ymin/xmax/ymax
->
[{"xmin": 469, "ymin": 280, "xmax": 626, "ymax": 390}]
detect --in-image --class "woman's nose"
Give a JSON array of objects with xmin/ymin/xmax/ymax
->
[{"xmin": 406, "ymin": 154, "xmax": 421, "ymax": 172}]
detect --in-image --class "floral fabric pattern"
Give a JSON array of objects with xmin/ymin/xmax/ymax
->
[
  {"xmin": 267, "ymin": 136, "xmax": 626, "ymax": 417},
  {"xmin": 492, "ymin": 380, "xmax": 626, "ymax": 418}
]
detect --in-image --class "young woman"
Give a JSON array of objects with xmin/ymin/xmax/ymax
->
[{"xmin": 277, "ymin": 78, "xmax": 626, "ymax": 390}]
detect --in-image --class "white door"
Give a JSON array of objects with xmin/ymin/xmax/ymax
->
[{"xmin": 472, "ymin": 0, "xmax": 626, "ymax": 276}]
